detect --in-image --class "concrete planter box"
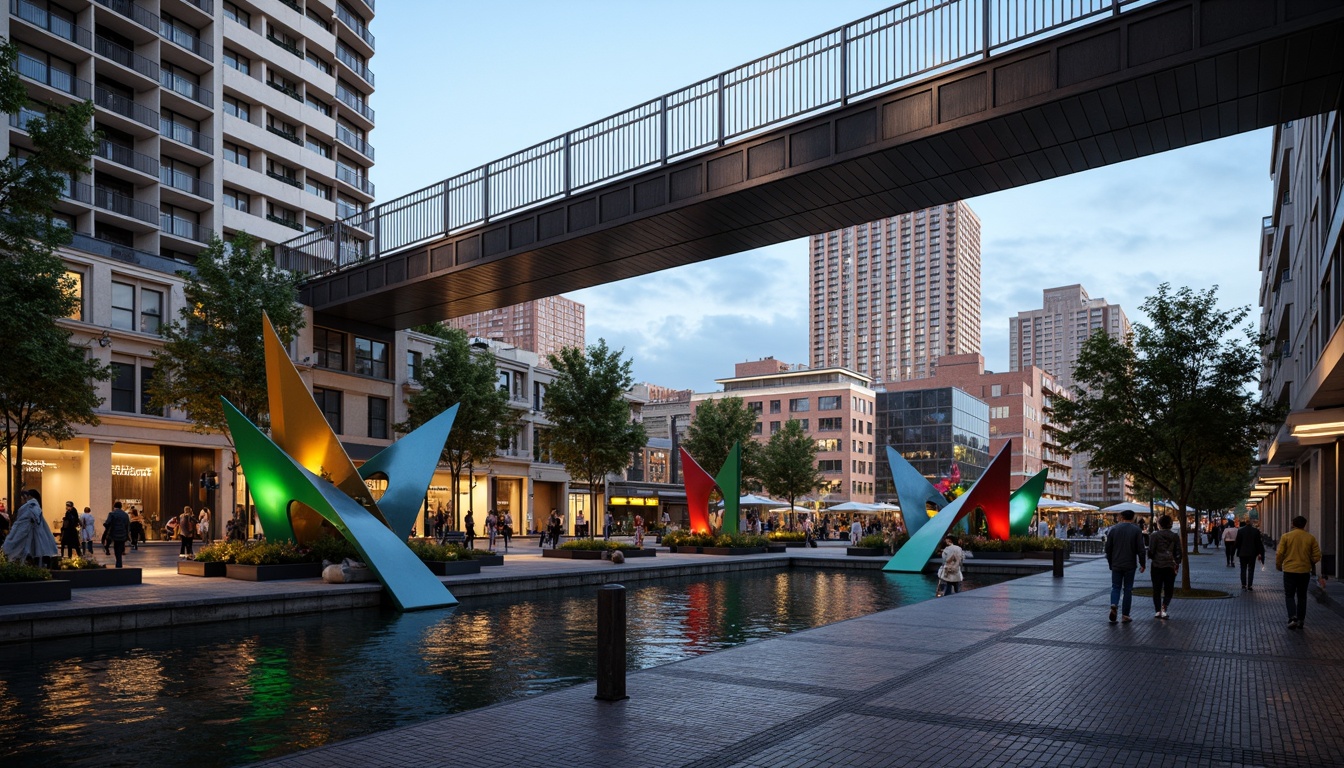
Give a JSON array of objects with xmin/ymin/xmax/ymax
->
[
  {"xmin": 765, "ymin": 544, "xmax": 788, "ymax": 553},
  {"xmin": 1023, "ymin": 551, "xmax": 1070, "ymax": 561},
  {"xmin": 0, "ymin": 579, "xmax": 71, "ymax": 605},
  {"xmin": 425, "ymin": 560, "xmax": 482, "ymax": 576},
  {"xmin": 470, "ymin": 555, "xmax": 504, "ymax": 566},
  {"xmin": 783, "ymin": 541, "xmax": 810, "ymax": 548},
  {"xmin": 59, "ymin": 568, "xmax": 142, "ymax": 588},
  {"xmin": 965, "ymin": 551, "xmax": 1024, "ymax": 560},
  {"xmin": 846, "ymin": 547, "xmax": 886, "ymax": 557},
  {"xmin": 699, "ymin": 546, "xmax": 766, "ymax": 556},
  {"xmin": 226, "ymin": 562, "xmax": 325, "ymax": 581},
  {"xmin": 608, "ymin": 548, "xmax": 656, "ymax": 558},
  {"xmin": 542, "ymin": 549, "xmax": 603, "ymax": 560},
  {"xmin": 178, "ymin": 561, "xmax": 227, "ymax": 577},
  {"xmin": 669, "ymin": 545, "xmax": 701, "ymax": 554}
]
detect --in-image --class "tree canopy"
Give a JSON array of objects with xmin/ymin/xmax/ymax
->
[
  {"xmin": 682, "ymin": 396, "xmax": 759, "ymax": 483},
  {"xmin": 758, "ymin": 419, "xmax": 823, "ymax": 513},
  {"xmin": 1055, "ymin": 283, "xmax": 1280, "ymax": 588},
  {"xmin": 148, "ymin": 233, "xmax": 305, "ymax": 435},
  {"xmin": 0, "ymin": 40, "xmax": 105, "ymax": 505},
  {"xmin": 542, "ymin": 340, "xmax": 647, "ymax": 531},
  {"xmin": 399, "ymin": 328, "xmax": 517, "ymax": 527}
]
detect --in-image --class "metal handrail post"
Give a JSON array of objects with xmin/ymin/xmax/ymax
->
[
  {"xmin": 840, "ymin": 24, "xmax": 849, "ymax": 106},
  {"xmin": 716, "ymin": 72, "xmax": 725, "ymax": 147},
  {"xmin": 659, "ymin": 94, "xmax": 667, "ymax": 165},
  {"xmin": 563, "ymin": 133, "xmax": 572, "ymax": 196}
]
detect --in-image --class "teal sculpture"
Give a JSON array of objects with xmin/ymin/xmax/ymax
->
[
  {"xmin": 883, "ymin": 444, "xmax": 1012, "ymax": 573},
  {"xmin": 885, "ymin": 446, "xmax": 948, "ymax": 536}
]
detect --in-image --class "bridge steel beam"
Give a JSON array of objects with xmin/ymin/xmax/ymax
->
[{"xmin": 301, "ymin": 0, "xmax": 1344, "ymax": 329}]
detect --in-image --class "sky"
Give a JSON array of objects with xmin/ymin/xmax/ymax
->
[{"xmin": 368, "ymin": 2, "xmax": 1272, "ymax": 392}]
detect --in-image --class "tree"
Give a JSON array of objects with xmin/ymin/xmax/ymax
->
[
  {"xmin": 0, "ymin": 40, "xmax": 105, "ymax": 506},
  {"xmin": 758, "ymin": 419, "xmax": 823, "ymax": 515},
  {"xmin": 148, "ymin": 233, "xmax": 305, "ymax": 533},
  {"xmin": 542, "ymin": 339, "xmax": 647, "ymax": 535},
  {"xmin": 398, "ymin": 328, "xmax": 517, "ymax": 529},
  {"xmin": 682, "ymin": 396, "xmax": 759, "ymax": 484},
  {"xmin": 1055, "ymin": 284, "xmax": 1280, "ymax": 590}
]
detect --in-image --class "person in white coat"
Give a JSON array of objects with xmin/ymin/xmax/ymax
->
[
  {"xmin": 936, "ymin": 535, "xmax": 970, "ymax": 596},
  {"xmin": 2, "ymin": 489, "xmax": 58, "ymax": 565},
  {"xmin": 79, "ymin": 506, "xmax": 96, "ymax": 554},
  {"xmin": 850, "ymin": 519, "xmax": 863, "ymax": 545}
]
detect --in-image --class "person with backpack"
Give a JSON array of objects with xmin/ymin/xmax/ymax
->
[{"xmin": 177, "ymin": 505, "xmax": 197, "ymax": 559}]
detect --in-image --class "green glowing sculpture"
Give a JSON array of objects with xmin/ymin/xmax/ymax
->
[
  {"xmin": 1008, "ymin": 469, "xmax": 1048, "ymax": 537},
  {"xmin": 715, "ymin": 442, "xmax": 743, "ymax": 533}
]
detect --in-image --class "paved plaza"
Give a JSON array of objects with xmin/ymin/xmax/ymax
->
[{"xmin": 248, "ymin": 547, "xmax": 1344, "ymax": 768}]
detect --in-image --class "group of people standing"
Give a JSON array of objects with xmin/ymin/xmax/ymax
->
[
  {"xmin": 1105, "ymin": 509, "xmax": 1325, "ymax": 628},
  {"xmin": 1, "ymin": 491, "xmax": 138, "ymax": 567}
]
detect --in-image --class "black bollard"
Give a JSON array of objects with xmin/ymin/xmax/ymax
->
[
  {"xmin": 1052, "ymin": 547, "xmax": 1065, "ymax": 578},
  {"xmin": 595, "ymin": 584, "xmax": 628, "ymax": 701}
]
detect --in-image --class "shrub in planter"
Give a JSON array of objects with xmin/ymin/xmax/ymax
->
[
  {"xmin": 49, "ymin": 554, "xmax": 107, "ymax": 570},
  {"xmin": 194, "ymin": 540, "xmax": 247, "ymax": 564},
  {"xmin": 858, "ymin": 534, "xmax": 887, "ymax": 549},
  {"xmin": 559, "ymin": 540, "xmax": 640, "ymax": 551},
  {"xmin": 767, "ymin": 531, "xmax": 806, "ymax": 542},
  {"xmin": 1017, "ymin": 535, "xmax": 1068, "ymax": 551},
  {"xmin": 0, "ymin": 556, "xmax": 52, "ymax": 583},
  {"xmin": 234, "ymin": 540, "xmax": 314, "ymax": 565}
]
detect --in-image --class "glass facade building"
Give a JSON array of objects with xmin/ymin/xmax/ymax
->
[{"xmin": 875, "ymin": 387, "xmax": 990, "ymax": 501}]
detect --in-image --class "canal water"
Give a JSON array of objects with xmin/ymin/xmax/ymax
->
[{"xmin": 0, "ymin": 567, "xmax": 1010, "ymax": 766}]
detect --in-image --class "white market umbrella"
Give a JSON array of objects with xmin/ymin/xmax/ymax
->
[
  {"xmin": 718, "ymin": 494, "xmax": 787, "ymax": 507},
  {"xmin": 826, "ymin": 501, "xmax": 879, "ymax": 512},
  {"xmin": 1037, "ymin": 499, "xmax": 1099, "ymax": 511},
  {"xmin": 1101, "ymin": 501, "xmax": 1154, "ymax": 515}
]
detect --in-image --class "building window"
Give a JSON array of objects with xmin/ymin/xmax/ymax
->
[
  {"xmin": 991, "ymin": 384, "xmax": 1002, "ymax": 397},
  {"xmin": 815, "ymin": 438, "xmax": 840, "ymax": 452},
  {"xmin": 306, "ymin": 7, "xmax": 332, "ymax": 31},
  {"xmin": 224, "ymin": 187, "xmax": 250, "ymax": 213},
  {"xmin": 223, "ymin": 1, "xmax": 250, "ymax": 26},
  {"xmin": 354, "ymin": 337, "xmax": 388, "ymax": 378},
  {"xmin": 798, "ymin": 419, "xmax": 809, "ymax": 431},
  {"xmin": 110, "ymin": 362, "xmax": 135, "ymax": 412},
  {"xmin": 305, "ymin": 178, "xmax": 331, "ymax": 200},
  {"xmin": 747, "ymin": 401, "xmax": 763, "ymax": 415},
  {"xmin": 990, "ymin": 406, "xmax": 1010, "ymax": 419},
  {"xmin": 64, "ymin": 270, "xmax": 83, "ymax": 321},
  {"xmin": 313, "ymin": 388, "xmax": 342, "ymax": 434},
  {"xmin": 817, "ymin": 417, "xmax": 842, "ymax": 431},
  {"xmin": 314, "ymin": 327, "xmax": 346, "ymax": 370},
  {"xmin": 752, "ymin": 422, "xmax": 762, "ymax": 435},
  {"xmin": 769, "ymin": 421, "xmax": 780, "ymax": 434},
  {"xmin": 306, "ymin": 93, "xmax": 332, "ymax": 116},
  {"xmin": 224, "ymin": 48, "xmax": 250, "ymax": 75},
  {"xmin": 368, "ymin": 396, "xmax": 388, "ymax": 439},
  {"xmin": 407, "ymin": 350, "xmax": 422, "ymax": 382},
  {"xmin": 789, "ymin": 398, "xmax": 810, "ymax": 412},
  {"xmin": 223, "ymin": 142, "xmax": 250, "ymax": 168},
  {"xmin": 110, "ymin": 281, "xmax": 135, "ymax": 330},
  {"xmin": 140, "ymin": 288, "xmax": 162, "ymax": 335},
  {"xmin": 223, "ymin": 95, "xmax": 250, "ymax": 122},
  {"xmin": 769, "ymin": 400, "xmax": 781, "ymax": 414},
  {"xmin": 818, "ymin": 396, "xmax": 841, "ymax": 410},
  {"xmin": 818, "ymin": 460, "xmax": 842, "ymax": 473},
  {"xmin": 140, "ymin": 365, "xmax": 160, "ymax": 415},
  {"xmin": 306, "ymin": 136, "xmax": 332, "ymax": 159}
]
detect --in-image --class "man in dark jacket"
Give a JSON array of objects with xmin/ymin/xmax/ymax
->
[
  {"xmin": 103, "ymin": 502, "xmax": 131, "ymax": 568},
  {"xmin": 1235, "ymin": 519, "xmax": 1266, "ymax": 591},
  {"xmin": 1104, "ymin": 509, "xmax": 1147, "ymax": 623}
]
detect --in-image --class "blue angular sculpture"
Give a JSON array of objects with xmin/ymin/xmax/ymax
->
[
  {"xmin": 885, "ymin": 446, "xmax": 948, "ymax": 537},
  {"xmin": 884, "ymin": 444, "xmax": 1012, "ymax": 573},
  {"xmin": 358, "ymin": 405, "xmax": 459, "ymax": 540}
]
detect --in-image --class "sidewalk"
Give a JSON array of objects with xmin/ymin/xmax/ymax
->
[{"xmin": 255, "ymin": 548, "xmax": 1344, "ymax": 768}]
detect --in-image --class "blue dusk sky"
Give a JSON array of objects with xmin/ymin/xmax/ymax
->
[{"xmin": 369, "ymin": 2, "xmax": 1271, "ymax": 392}]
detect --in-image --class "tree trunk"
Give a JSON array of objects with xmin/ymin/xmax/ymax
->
[{"xmin": 1178, "ymin": 504, "xmax": 1192, "ymax": 591}]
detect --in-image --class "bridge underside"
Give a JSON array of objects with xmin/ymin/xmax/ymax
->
[{"xmin": 303, "ymin": 0, "xmax": 1344, "ymax": 329}]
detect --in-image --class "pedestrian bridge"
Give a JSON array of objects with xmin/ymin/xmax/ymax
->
[{"xmin": 280, "ymin": 0, "xmax": 1344, "ymax": 329}]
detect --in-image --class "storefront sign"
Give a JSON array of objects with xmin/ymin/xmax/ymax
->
[
  {"xmin": 21, "ymin": 459, "xmax": 57, "ymax": 472},
  {"xmin": 111, "ymin": 464, "xmax": 154, "ymax": 477}
]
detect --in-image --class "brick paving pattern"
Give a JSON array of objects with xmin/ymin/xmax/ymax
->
[{"xmin": 252, "ymin": 548, "xmax": 1344, "ymax": 768}]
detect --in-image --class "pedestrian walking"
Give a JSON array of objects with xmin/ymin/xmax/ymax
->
[
  {"xmin": 850, "ymin": 519, "xmax": 862, "ymax": 545},
  {"xmin": 464, "ymin": 510, "xmax": 475, "ymax": 551},
  {"xmin": 2, "ymin": 489, "xmax": 57, "ymax": 565},
  {"xmin": 197, "ymin": 507, "xmax": 212, "ymax": 545},
  {"xmin": 936, "ymin": 535, "xmax": 968, "ymax": 596},
  {"xmin": 1222, "ymin": 520, "xmax": 1239, "ymax": 566},
  {"xmin": 486, "ymin": 510, "xmax": 498, "ymax": 550},
  {"xmin": 103, "ymin": 502, "xmax": 131, "ymax": 568},
  {"xmin": 548, "ymin": 509, "xmax": 563, "ymax": 549},
  {"xmin": 1276, "ymin": 516, "xmax": 1325, "ymax": 629},
  {"xmin": 59, "ymin": 502, "xmax": 81, "ymax": 559},
  {"xmin": 79, "ymin": 506, "xmax": 96, "ymax": 555},
  {"xmin": 803, "ymin": 516, "xmax": 816, "ymax": 547},
  {"xmin": 177, "ymin": 505, "xmax": 197, "ymax": 558},
  {"xmin": 633, "ymin": 512, "xmax": 645, "ymax": 548},
  {"xmin": 128, "ymin": 507, "xmax": 144, "ymax": 549},
  {"xmin": 1147, "ymin": 514, "xmax": 1182, "ymax": 619},
  {"xmin": 1235, "ymin": 518, "xmax": 1266, "ymax": 591},
  {"xmin": 1105, "ymin": 508, "xmax": 1146, "ymax": 623},
  {"xmin": 500, "ymin": 510, "xmax": 512, "ymax": 552},
  {"xmin": 603, "ymin": 508, "xmax": 614, "ymax": 540}
]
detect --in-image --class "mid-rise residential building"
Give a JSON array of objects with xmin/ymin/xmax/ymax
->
[
  {"xmin": 809, "ymin": 202, "xmax": 982, "ymax": 385},
  {"xmin": 693, "ymin": 357, "xmax": 877, "ymax": 506},
  {"xmin": 877, "ymin": 353, "xmax": 1072, "ymax": 499},
  {"xmin": 1009, "ymin": 285, "xmax": 1133, "ymax": 505},
  {"xmin": 5, "ymin": 0, "xmax": 378, "ymax": 536},
  {"xmin": 1254, "ymin": 110, "xmax": 1343, "ymax": 569},
  {"xmin": 446, "ymin": 296, "xmax": 585, "ymax": 359}
]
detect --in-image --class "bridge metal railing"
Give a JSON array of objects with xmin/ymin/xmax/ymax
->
[{"xmin": 277, "ymin": 0, "xmax": 1149, "ymax": 277}]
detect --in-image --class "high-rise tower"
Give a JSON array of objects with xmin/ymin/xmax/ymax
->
[{"xmin": 809, "ymin": 202, "xmax": 982, "ymax": 385}]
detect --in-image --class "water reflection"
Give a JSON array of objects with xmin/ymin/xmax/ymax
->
[{"xmin": 0, "ymin": 568, "xmax": 1007, "ymax": 767}]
